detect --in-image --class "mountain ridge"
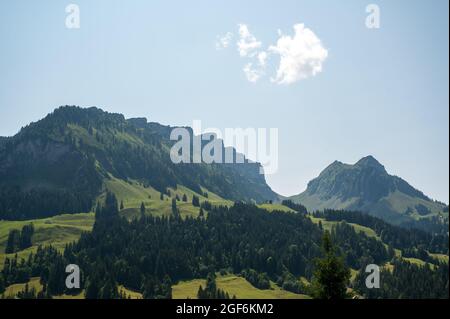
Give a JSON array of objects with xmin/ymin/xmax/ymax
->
[{"xmin": 0, "ymin": 106, "xmax": 277, "ymax": 219}]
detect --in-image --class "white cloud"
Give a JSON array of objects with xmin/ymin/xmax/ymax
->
[
  {"xmin": 216, "ymin": 23, "xmax": 327, "ymax": 85},
  {"xmin": 242, "ymin": 51, "xmax": 268, "ymax": 83},
  {"xmin": 237, "ymin": 24, "xmax": 262, "ymax": 57},
  {"xmin": 257, "ymin": 51, "xmax": 268, "ymax": 67},
  {"xmin": 215, "ymin": 32, "xmax": 233, "ymax": 50},
  {"xmin": 269, "ymin": 24, "xmax": 328, "ymax": 85},
  {"xmin": 243, "ymin": 63, "xmax": 263, "ymax": 83}
]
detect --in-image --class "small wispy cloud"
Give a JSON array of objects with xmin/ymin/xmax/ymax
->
[
  {"xmin": 215, "ymin": 32, "xmax": 233, "ymax": 50},
  {"xmin": 237, "ymin": 24, "xmax": 262, "ymax": 57},
  {"xmin": 216, "ymin": 23, "xmax": 327, "ymax": 85},
  {"xmin": 257, "ymin": 51, "xmax": 268, "ymax": 67},
  {"xmin": 243, "ymin": 63, "xmax": 263, "ymax": 83}
]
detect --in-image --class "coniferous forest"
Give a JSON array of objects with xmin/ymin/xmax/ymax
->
[{"xmin": 0, "ymin": 192, "xmax": 448, "ymax": 299}]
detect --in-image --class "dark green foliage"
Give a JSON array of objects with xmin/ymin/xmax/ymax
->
[
  {"xmin": 192, "ymin": 195, "xmax": 200, "ymax": 207},
  {"xmin": 5, "ymin": 224, "xmax": 34, "ymax": 254},
  {"xmin": 5, "ymin": 203, "xmax": 323, "ymax": 298},
  {"xmin": 182, "ymin": 194, "xmax": 187, "ymax": 202},
  {"xmin": 200, "ymin": 200, "xmax": 212, "ymax": 211},
  {"xmin": 17, "ymin": 283, "xmax": 37, "ymax": 299},
  {"xmin": 171, "ymin": 198, "xmax": 179, "ymax": 217},
  {"xmin": 5, "ymin": 230, "xmax": 20, "ymax": 254},
  {"xmin": 241, "ymin": 269, "xmax": 270, "ymax": 289},
  {"xmin": 197, "ymin": 273, "xmax": 231, "ymax": 299},
  {"xmin": 46, "ymin": 257, "xmax": 67, "ymax": 295},
  {"xmin": 277, "ymin": 271, "xmax": 304, "ymax": 294},
  {"xmin": 330, "ymin": 222, "xmax": 392, "ymax": 269},
  {"xmin": 315, "ymin": 209, "xmax": 448, "ymax": 255},
  {"xmin": 0, "ymin": 273, "xmax": 5, "ymax": 294},
  {"xmin": 142, "ymin": 275, "xmax": 172, "ymax": 299},
  {"xmin": 0, "ymin": 185, "xmax": 99, "ymax": 220},
  {"xmin": 69, "ymin": 203, "xmax": 323, "ymax": 291},
  {"xmin": 95, "ymin": 192, "xmax": 119, "ymax": 222},
  {"xmin": 310, "ymin": 232, "xmax": 351, "ymax": 299},
  {"xmin": 140, "ymin": 202, "xmax": 146, "ymax": 217},
  {"xmin": 353, "ymin": 259, "xmax": 449, "ymax": 299},
  {"xmin": 85, "ymin": 269, "xmax": 119, "ymax": 299},
  {"xmin": 20, "ymin": 224, "xmax": 34, "ymax": 251},
  {"xmin": 282, "ymin": 200, "xmax": 308, "ymax": 214}
]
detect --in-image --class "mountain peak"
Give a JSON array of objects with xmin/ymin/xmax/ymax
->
[
  {"xmin": 355, "ymin": 155, "xmax": 385, "ymax": 171},
  {"xmin": 291, "ymin": 155, "xmax": 445, "ymax": 227}
]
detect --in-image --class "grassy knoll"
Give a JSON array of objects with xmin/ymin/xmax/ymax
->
[
  {"xmin": 258, "ymin": 203, "xmax": 295, "ymax": 213},
  {"xmin": 0, "ymin": 213, "xmax": 94, "ymax": 267},
  {"xmin": 119, "ymin": 285, "xmax": 143, "ymax": 299},
  {"xmin": 309, "ymin": 216, "xmax": 379, "ymax": 240},
  {"xmin": 172, "ymin": 274, "xmax": 310, "ymax": 299}
]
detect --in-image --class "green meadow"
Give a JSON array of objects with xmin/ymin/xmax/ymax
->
[{"xmin": 172, "ymin": 274, "xmax": 310, "ymax": 299}]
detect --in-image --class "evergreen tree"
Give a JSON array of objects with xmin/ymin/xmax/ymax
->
[
  {"xmin": 105, "ymin": 192, "xmax": 119, "ymax": 214},
  {"xmin": 197, "ymin": 285, "xmax": 205, "ymax": 299},
  {"xmin": 140, "ymin": 202, "xmax": 146, "ymax": 218},
  {"xmin": 0, "ymin": 274, "xmax": 5, "ymax": 294},
  {"xmin": 310, "ymin": 231, "xmax": 350, "ymax": 299},
  {"xmin": 99, "ymin": 278, "xmax": 119, "ymax": 299},
  {"xmin": 19, "ymin": 224, "xmax": 34, "ymax": 250},
  {"xmin": 192, "ymin": 195, "xmax": 200, "ymax": 207},
  {"xmin": 85, "ymin": 277, "xmax": 100, "ymax": 299},
  {"xmin": 5, "ymin": 229, "xmax": 20, "ymax": 254},
  {"xmin": 171, "ymin": 199, "xmax": 178, "ymax": 217}
]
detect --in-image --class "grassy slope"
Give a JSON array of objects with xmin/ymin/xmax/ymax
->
[
  {"xmin": 0, "ymin": 213, "xmax": 94, "ymax": 266},
  {"xmin": 0, "ymin": 176, "xmax": 232, "ymax": 266},
  {"xmin": 103, "ymin": 176, "xmax": 233, "ymax": 220},
  {"xmin": 2, "ymin": 277, "xmax": 43, "ymax": 298},
  {"xmin": 258, "ymin": 203, "xmax": 295, "ymax": 213},
  {"xmin": 119, "ymin": 286, "xmax": 143, "ymax": 299},
  {"xmin": 172, "ymin": 274, "xmax": 310, "ymax": 299},
  {"xmin": 309, "ymin": 216, "xmax": 378, "ymax": 238}
]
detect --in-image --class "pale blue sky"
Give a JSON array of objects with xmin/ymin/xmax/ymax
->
[{"xmin": 0, "ymin": 0, "xmax": 448, "ymax": 202}]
